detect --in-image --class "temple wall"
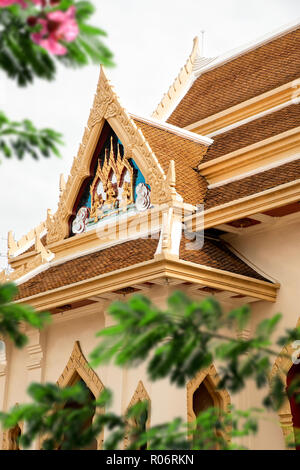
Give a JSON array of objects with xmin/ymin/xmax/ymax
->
[
  {"xmin": 228, "ymin": 219, "xmax": 300, "ymax": 450},
  {"xmin": 1, "ymin": 220, "xmax": 299, "ymax": 449}
]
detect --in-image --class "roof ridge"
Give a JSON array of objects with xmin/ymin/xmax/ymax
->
[{"xmin": 151, "ymin": 37, "xmax": 216, "ymax": 122}]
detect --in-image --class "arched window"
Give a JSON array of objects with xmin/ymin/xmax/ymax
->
[
  {"xmin": 270, "ymin": 317, "xmax": 300, "ymax": 449},
  {"xmin": 7, "ymin": 424, "xmax": 21, "ymax": 450},
  {"xmin": 287, "ymin": 362, "xmax": 300, "ymax": 450},
  {"xmin": 192, "ymin": 381, "xmax": 214, "ymax": 417},
  {"xmin": 57, "ymin": 375, "xmax": 97, "ymax": 450},
  {"xmin": 54, "ymin": 341, "xmax": 105, "ymax": 450},
  {"xmin": 187, "ymin": 365, "xmax": 231, "ymax": 446},
  {"xmin": 2, "ymin": 412, "xmax": 23, "ymax": 451},
  {"xmin": 124, "ymin": 381, "xmax": 151, "ymax": 450}
]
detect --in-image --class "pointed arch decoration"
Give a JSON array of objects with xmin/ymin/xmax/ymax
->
[
  {"xmin": 2, "ymin": 410, "xmax": 23, "ymax": 450},
  {"xmin": 270, "ymin": 317, "xmax": 300, "ymax": 449},
  {"xmin": 124, "ymin": 380, "xmax": 151, "ymax": 449},
  {"xmin": 56, "ymin": 341, "xmax": 105, "ymax": 450},
  {"xmin": 46, "ymin": 67, "xmax": 169, "ymax": 245},
  {"xmin": 187, "ymin": 364, "xmax": 231, "ymax": 441}
]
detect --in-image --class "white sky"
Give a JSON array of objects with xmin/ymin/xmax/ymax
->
[{"xmin": 0, "ymin": 0, "xmax": 300, "ymax": 267}]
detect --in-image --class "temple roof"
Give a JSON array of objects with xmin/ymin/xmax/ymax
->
[
  {"xmin": 133, "ymin": 117, "xmax": 208, "ymax": 205},
  {"xmin": 179, "ymin": 234, "xmax": 268, "ymax": 282},
  {"xmin": 202, "ymin": 104, "xmax": 300, "ymax": 164},
  {"xmin": 15, "ymin": 237, "xmax": 158, "ymax": 300},
  {"xmin": 205, "ymin": 160, "xmax": 300, "ymax": 210},
  {"xmin": 163, "ymin": 24, "xmax": 300, "ymax": 128},
  {"xmin": 15, "ymin": 233, "xmax": 271, "ymax": 302}
]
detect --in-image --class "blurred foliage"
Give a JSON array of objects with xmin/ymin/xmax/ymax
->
[
  {"xmin": 0, "ymin": 0, "xmax": 114, "ymax": 160},
  {"xmin": 0, "ymin": 283, "xmax": 50, "ymax": 347},
  {"xmin": 0, "ymin": 291, "xmax": 299, "ymax": 450},
  {"xmin": 0, "ymin": 111, "xmax": 63, "ymax": 160},
  {"xmin": 90, "ymin": 292, "xmax": 300, "ymax": 411},
  {"xmin": 0, "ymin": 383, "xmax": 261, "ymax": 450}
]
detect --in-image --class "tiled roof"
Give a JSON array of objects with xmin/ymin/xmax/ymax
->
[
  {"xmin": 205, "ymin": 159, "xmax": 300, "ymax": 209},
  {"xmin": 15, "ymin": 231, "xmax": 271, "ymax": 301},
  {"xmin": 15, "ymin": 237, "xmax": 158, "ymax": 300},
  {"xmin": 202, "ymin": 105, "xmax": 300, "ymax": 163},
  {"xmin": 180, "ymin": 233, "xmax": 270, "ymax": 282},
  {"xmin": 134, "ymin": 118, "xmax": 207, "ymax": 205},
  {"xmin": 167, "ymin": 28, "xmax": 300, "ymax": 128}
]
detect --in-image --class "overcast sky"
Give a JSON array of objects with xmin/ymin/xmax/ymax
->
[{"xmin": 0, "ymin": 0, "xmax": 299, "ymax": 267}]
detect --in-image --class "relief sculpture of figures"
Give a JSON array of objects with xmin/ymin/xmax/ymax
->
[
  {"xmin": 120, "ymin": 181, "xmax": 133, "ymax": 213},
  {"xmin": 105, "ymin": 180, "xmax": 118, "ymax": 210},
  {"xmin": 90, "ymin": 193, "xmax": 103, "ymax": 223},
  {"xmin": 71, "ymin": 135, "xmax": 151, "ymax": 235}
]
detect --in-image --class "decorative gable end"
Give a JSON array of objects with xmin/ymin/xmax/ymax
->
[{"xmin": 46, "ymin": 67, "xmax": 169, "ymax": 244}]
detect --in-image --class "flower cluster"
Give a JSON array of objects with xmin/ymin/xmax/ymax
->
[
  {"xmin": 30, "ymin": 6, "xmax": 78, "ymax": 55},
  {"xmin": 0, "ymin": 1, "xmax": 78, "ymax": 56},
  {"xmin": 0, "ymin": 1, "xmax": 44, "ymax": 7}
]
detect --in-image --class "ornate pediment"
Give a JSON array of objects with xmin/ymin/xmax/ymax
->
[
  {"xmin": 71, "ymin": 129, "xmax": 152, "ymax": 236},
  {"xmin": 46, "ymin": 67, "xmax": 169, "ymax": 245}
]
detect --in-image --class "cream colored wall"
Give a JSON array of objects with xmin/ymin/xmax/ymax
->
[
  {"xmin": 1, "ymin": 219, "xmax": 299, "ymax": 451},
  {"xmin": 226, "ymin": 219, "xmax": 300, "ymax": 449},
  {"xmin": 0, "ymin": 292, "xmax": 187, "ymax": 449}
]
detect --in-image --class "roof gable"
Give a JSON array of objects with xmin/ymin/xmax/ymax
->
[{"xmin": 46, "ymin": 67, "xmax": 172, "ymax": 245}]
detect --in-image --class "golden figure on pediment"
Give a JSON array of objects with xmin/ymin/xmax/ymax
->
[
  {"xmin": 120, "ymin": 181, "xmax": 133, "ymax": 213},
  {"xmin": 105, "ymin": 180, "xmax": 118, "ymax": 209},
  {"xmin": 90, "ymin": 193, "xmax": 103, "ymax": 223}
]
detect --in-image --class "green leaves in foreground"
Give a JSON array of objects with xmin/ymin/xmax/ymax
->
[
  {"xmin": 0, "ymin": 283, "xmax": 50, "ymax": 347},
  {"xmin": 0, "ymin": 382, "xmax": 260, "ymax": 450},
  {"xmin": 0, "ymin": 2, "xmax": 114, "ymax": 87},
  {"xmin": 57, "ymin": 1, "xmax": 115, "ymax": 69},
  {"xmin": 0, "ymin": 111, "xmax": 63, "ymax": 160},
  {"xmin": 1, "ymin": 290, "xmax": 299, "ymax": 450},
  {"xmin": 90, "ymin": 291, "xmax": 300, "ymax": 411}
]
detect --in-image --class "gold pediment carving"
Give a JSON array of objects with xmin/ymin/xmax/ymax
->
[{"xmin": 46, "ymin": 67, "xmax": 169, "ymax": 245}]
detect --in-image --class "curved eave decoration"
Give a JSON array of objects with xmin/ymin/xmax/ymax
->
[{"xmin": 46, "ymin": 67, "xmax": 169, "ymax": 245}]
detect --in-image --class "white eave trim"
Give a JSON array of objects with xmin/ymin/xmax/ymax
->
[{"xmin": 130, "ymin": 113, "xmax": 213, "ymax": 146}]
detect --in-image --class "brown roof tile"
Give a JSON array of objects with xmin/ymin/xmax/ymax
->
[
  {"xmin": 134, "ymin": 119, "xmax": 208, "ymax": 205},
  {"xmin": 203, "ymin": 105, "xmax": 300, "ymax": 163},
  {"xmin": 168, "ymin": 29, "xmax": 300, "ymax": 128},
  {"xmin": 16, "ymin": 231, "xmax": 270, "ymax": 301},
  {"xmin": 16, "ymin": 237, "xmax": 158, "ymax": 300},
  {"xmin": 205, "ymin": 160, "xmax": 300, "ymax": 209},
  {"xmin": 180, "ymin": 233, "xmax": 270, "ymax": 282}
]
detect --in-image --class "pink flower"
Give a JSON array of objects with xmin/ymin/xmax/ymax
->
[
  {"xmin": 0, "ymin": 0, "xmax": 46, "ymax": 7},
  {"xmin": 31, "ymin": 6, "xmax": 79, "ymax": 56},
  {"xmin": 0, "ymin": 0, "xmax": 27, "ymax": 7}
]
